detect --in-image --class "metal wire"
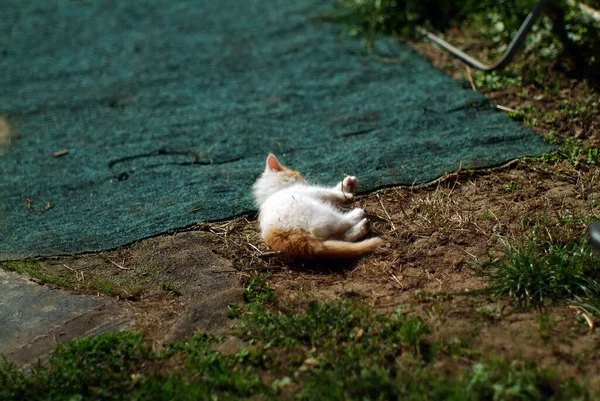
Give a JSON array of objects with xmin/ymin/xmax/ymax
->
[{"xmin": 417, "ymin": 0, "xmax": 548, "ymax": 71}]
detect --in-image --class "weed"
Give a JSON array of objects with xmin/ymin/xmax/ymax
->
[
  {"xmin": 474, "ymin": 71, "xmax": 523, "ymax": 90},
  {"xmin": 93, "ymin": 279, "xmax": 115, "ymax": 296},
  {"xmin": 160, "ymin": 281, "xmax": 182, "ymax": 297},
  {"xmin": 501, "ymin": 180, "xmax": 523, "ymax": 193},
  {"xmin": 477, "ymin": 302, "xmax": 503, "ymax": 322},
  {"xmin": 536, "ymin": 136, "xmax": 600, "ymax": 166},
  {"xmin": 466, "ymin": 358, "xmax": 586, "ymax": 400},
  {"xmin": 244, "ymin": 273, "xmax": 275, "ymax": 306},
  {"xmin": 481, "ymin": 235, "xmax": 600, "ymax": 309},
  {"xmin": 227, "ymin": 303, "xmax": 243, "ymax": 319},
  {"xmin": 508, "ymin": 108, "xmax": 526, "ymax": 122}
]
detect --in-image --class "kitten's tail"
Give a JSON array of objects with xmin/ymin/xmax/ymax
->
[{"xmin": 264, "ymin": 227, "xmax": 383, "ymax": 259}]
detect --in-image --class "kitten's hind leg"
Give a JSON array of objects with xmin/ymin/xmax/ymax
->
[{"xmin": 343, "ymin": 218, "xmax": 370, "ymax": 242}]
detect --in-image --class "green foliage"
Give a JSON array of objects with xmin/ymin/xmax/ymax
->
[
  {"xmin": 323, "ymin": 0, "xmax": 600, "ymax": 77},
  {"xmin": 0, "ymin": 331, "xmax": 151, "ymax": 401},
  {"xmin": 300, "ymin": 355, "xmax": 585, "ymax": 400},
  {"xmin": 241, "ymin": 299, "xmax": 430, "ymax": 351},
  {"xmin": 501, "ymin": 180, "xmax": 523, "ymax": 193},
  {"xmin": 0, "ymin": 275, "xmax": 591, "ymax": 399},
  {"xmin": 477, "ymin": 302, "xmax": 503, "ymax": 322},
  {"xmin": 321, "ymin": 0, "xmax": 495, "ymax": 39},
  {"xmin": 244, "ymin": 273, "xmax": 276, "ymax": 305},
  {"xmin": 482, "ymin": 235, "xmax": 600, "ymax": 308},
  {"xmin": 536, "ymin": 135, "xmax": 600, "ymax": 166},
  {"xmin": 161, "ymin": 335, "xmax": 271, "ymax": 399},
  {"xmin": 160, "ymin": 281, "xmax": 182, "ymax": 297},
  {"xmin": 465, "ymin": 358, "xmax": 586, "ymax": 401},
  {"xmin": 537, "ymin": 313, "xmax": 555, "ymax": 341},
  {"xmin": 1, "ymin": 331, "xmax": 273, "ymax": 401},
  {"xmin": 474, "ymin": 71, "xmax": 523, "ymax": 90}
]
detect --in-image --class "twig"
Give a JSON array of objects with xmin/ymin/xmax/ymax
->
[
  {"xmin": 257, "ymin": 251, "xmax": 277, "ymax": 258},
  {"xmin": 376, "ymin": 194, "xmax": 396, "ymax": 231},
  {"xmin": 63, "ymin": 263, "xmax": 86, "ymax": 282},
  {"xmin": 246, "ymin": 243, "xmax": 276, "ymax": 258},
  {"xmin": 391, "ymin": 274, "xmax": 404, "ymax": 289},
  {"xmin": 108, "ymin": 259, "xmax": 130, "ymax": 270},
  {"xmin": 495, "ymin": 104, "xmax": 517, "ymax": 113},
  {"xmin": 247, "ymin": 243, "xmax": 262, "ymax": 253},
  {"xmin": 462, "ymin": 249, "xmax": 478, "ymax": 261},
  {"xmin": 53, "ymin": 149, "xmax": 69, "ymax": 157},
  {"xmin": 466, "ymin": 65, "xmax": 476, "ymax": 91},
  {"xmin": 569, "ymin": 305, "xmax": 595, "ymax": 330}
]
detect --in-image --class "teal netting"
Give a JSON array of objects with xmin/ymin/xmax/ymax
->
[{"xmin": 0, "ymin": 0, "xmax": 553, "ymax": 259}]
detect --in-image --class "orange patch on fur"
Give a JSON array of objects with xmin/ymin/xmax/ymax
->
[
  {"xmin": 280, "ymin": 166, "xmax": 304, "ymax": 180},
  {"xmin": 264, "ymin": 227, "xmax": 382, "ymax": 259},
  {"xmin": 264, "ymin": 227, "xmax": 323, "ymax": 259}
]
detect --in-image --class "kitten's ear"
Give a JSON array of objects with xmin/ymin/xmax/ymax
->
[{"xmin": 266, "ymin": 154, "xmax": 282, "ymax": 172}]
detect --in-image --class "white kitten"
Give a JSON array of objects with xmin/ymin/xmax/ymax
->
[{"xmin": 252, "ymin": 154, "xmax": 382, "ymax": 259}]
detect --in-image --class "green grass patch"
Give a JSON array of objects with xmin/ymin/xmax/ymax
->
[
  {"xmin": 0, "ymin": 259, "xmax": 70, "ymax": 288},
  {"xmin": 1, "ymin": 331, "xmax": 272, "ymax": 401},
  {"xmin": 0, "ymin": 259, "xmax": 145, "ymax": 300},
  {"xmin": 481, "ymin": 235, "xmax": 600, "ymax": 309},
  {"xmin": 0, "ymin": 274, "xmax": 592, "ymax": 400},
  {"xmin": 534, "ymin": 132, "xmax": 600, "ymax": 166}
]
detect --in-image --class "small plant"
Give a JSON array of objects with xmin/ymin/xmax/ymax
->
[
  {"xmin": 481, "ymin": 235, "xmax": 600, "ymax": 309},
  {"xmin": 160, "ymin": 281, "xmax": 182, "ymax": 297},
  {"xmin": 474, "ymin": 71, "xmax": 523, "ymax": 90},
  {"xmin": 466, "ymin": 358, "xmax": 585, "ymax": 400},
  {"xmin": 244, "ymin": 273, "xmax": 275, "ymax": 306},
  {"xmin": 501, "ymin": 180, "xmax": 523, "ymax": 193},
  {"xmin": 477, "ymin": 302, "xmax": 503, "ymax": 322}
]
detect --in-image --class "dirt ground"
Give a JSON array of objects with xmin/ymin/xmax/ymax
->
[
  {"xmin": 29, "ymin": 39, "xmax": 600, "ymax": 390},
  {"xmin": 39, "ymin": 159, "xmax": 600, "ymax": 388}
]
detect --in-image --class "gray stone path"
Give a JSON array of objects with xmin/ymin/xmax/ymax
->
[{"xmin": 0, "ymin": 269, "xmax": 132, "ymax": 366}]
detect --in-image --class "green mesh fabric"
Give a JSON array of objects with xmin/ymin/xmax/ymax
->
[{"xmin": 0, "ymin": 0, "xmax": 553, "ymax": 259}]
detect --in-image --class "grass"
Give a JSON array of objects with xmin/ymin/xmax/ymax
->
[
  {"xmin": 0, "ymin": 259, "xmax": 145, "ymax": 300},
  {"xmin": 534, "ymin": 133, "xmax": 600, "ymax": 166},
  {"xmin": 0, "ymin": 260, "xmax": 71, "ymax": 288},
  {"xmin": 481, "ymin": 235, "xmax": 600, "ymax": 309},
  {"xmin": 0, "ymin": 274, "xmax": 591, "ymax": 400}
]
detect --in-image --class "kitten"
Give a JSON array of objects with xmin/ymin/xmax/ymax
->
[{"xmin": 253, "ymin": 154, "xmax": 383, "ymax": 259}]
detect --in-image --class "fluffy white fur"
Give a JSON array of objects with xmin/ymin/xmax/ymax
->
[{"xmin": 252, "ymin": 154, "xmax": 381, "ymax": 258}]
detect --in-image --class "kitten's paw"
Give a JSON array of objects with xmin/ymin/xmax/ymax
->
[
  {"xmin": 342, "ymin": 176, "xmax": 358, "ymax": 194},
  {"xmin": 347, "ymin": 208, "xmax": 365, "ymax": 224},
  {"xmin": 344, "ymin": 218, "xmax": 370, "ymax": 241}
]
